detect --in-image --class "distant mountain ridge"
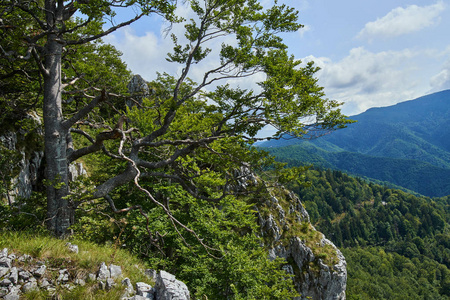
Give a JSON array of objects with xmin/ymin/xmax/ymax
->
[{"xmin": 259, "ymin": 90, "xmax": 450, "ymax": 197}]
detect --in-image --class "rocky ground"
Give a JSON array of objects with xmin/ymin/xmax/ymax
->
[{"xmin": 0, "ymin": 244, "xmax": 189, "ymax": 300}]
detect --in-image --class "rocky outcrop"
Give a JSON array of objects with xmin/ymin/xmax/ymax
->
[
  {"xmin": 259, "ymin": 186, "xmax": 347, "ymax": 300},
  {"xmin": 127, "ymin": 75, "xmax": 150, "ymax": 108},
  {"xmin": 0, "ymin": 112, "xmax": 88, "ymax": 203},
  {"xmin": 68, "ymin": 162, "xmax": 88, "ymax": 182},
  {"xmin": 231, "ymin": 166, "xmax": 346, "ymax": 299},
  {"xmin": 154, "ymin": 271, "xmax": 190, "ymax": 300},
  {"xmin": 0, "ymin": 245, "xmax": 190, "ymax": 300},
  {"xmin": 0, "ymin": 113, "xmax": 44, "ymax": 202},
  {"xmin": 0, "ymin": 75, "xmax": 146, "ymax": 203},
  {"xmin": 0, "ymin": 131, "xmax": 43, "ymax": 200}
]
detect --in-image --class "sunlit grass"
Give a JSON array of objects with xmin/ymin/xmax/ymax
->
[{"xmin": 0, "ymin": 231, "xmax": 153, "ymax": 299}]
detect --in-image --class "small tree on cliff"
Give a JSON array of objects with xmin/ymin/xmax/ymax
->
[{"xmin": 1, "ymin": 0, "xmax": 350, "ymax": 236}]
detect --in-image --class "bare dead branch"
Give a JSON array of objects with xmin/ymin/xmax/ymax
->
[
  {"xmin": 61, "ymin": 74, "xmax": 84, "ymax": 89},
  {"xmin": 68, "ymin": 122, "xmax": 134, "ymax": 163},
  {"xmin": 74, "ymin": 120, "xmax": 112, "ymax": 130},
  {"xmin": 135, "ymin": 144, "xmax": 198, "ymax": 170},
  {"xmin": 67, "ymin": 128, "xmax": 121, "ymax": 162},
  {"xmin": 115, "ymin": 131, "xmax": 222, "ymax": 258}
]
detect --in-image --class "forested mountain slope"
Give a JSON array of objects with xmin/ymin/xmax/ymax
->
[
  {"xmin": 268, "ymin": 144, "xmax": 450, "ymax": 197},
  {"xmin": 286, "ymin": 168, "xmax": 450, "ymax": 299},
  {"xmin": 259, "ymin": 90, "xmax": 450, "ymax": 197}
]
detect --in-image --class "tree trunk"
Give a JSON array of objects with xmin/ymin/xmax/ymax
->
[{"xmin": 43, "ymin": 33, "xmax": 73, "ymax": 236}]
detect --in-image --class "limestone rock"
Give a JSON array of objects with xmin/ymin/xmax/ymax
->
[
  {"xmin": 4, "ymin": 285, "xmax": 21, "ymax": 300},
  {"xmin": 63, "ymin": 283, "xmax": 75, "ymax": 291},
  {"xmin": 261, "ymin": 214, "xmax": 281, "ymax": 241},
  {"xmin": 68, "ymin": 162, "xmax": 87, "ymax": 182},
  {"xmin": 66, "ymin": 242, "xmax": 79, "ymax": 254},
  {"xmin": 0, "ymin": 246, "xmax": 191, "ymax": 300},
  {"xmin": 287, "ymin": 236, "xmax": 347, "ymax": 300},
  {"xmin": 75, "ymin": 278, "xmax": 86, "ymax": 286},
  {"xmin": 0, "ymin": 257, "xmax": 12, "ymax": 269},
  {"xmin": 259, "ymin": 185, "xmax": 347, "ymax": 300},
  {"xmin": 33, "ymin": 265, "xmax": 46, "ymax": 278},
  {"xmin": 0, "ymin": 116, "xmax": 44, "ymax": 202},
  {"xmin": 3, "ymin": 292, "xmax": 20, "ymax": 300},
  {"xmin": 57, "ymin": 269, "xmax": 70, "ymax": 283},
  {"xmin": 121, "ymin": 277, "xmax": 135, "ymax": 298},
  {"xmin": 18, "ymin": 270, "xmax": 32, "ymax": 282},
  {"xmin": 0, "ymin": 278, "xmax": 12, "ymax": 287},
  {"xmin": 98, "ymin": 280, "xmax": 107, "ymax": 290},
  {"xmin": 0, "ymin": 267, "xmax": 10, "ymax": 278},
  {"xmin": 0, "ymin": 287, "xmax": 8, "ymax": 297},
  {"xmin": 97, "ymin": 262, "xmax": 110, "ymax": 281},
  {"xmin": 126, "ymin": 295, "xmax": 150, "ymax": 300},
  {"xmin": 127, "ymin": 75, "xmax": 150, "ymax": 108},
  {"xmin": 109, "ymin": 264, "xmax": 122, "ymax": 279},
  {"xmin": 17, "ymin": 254, "xmax": 32, "ymax": 263},
  {"xmin": 136, "ymin": 282, "xmax": 154, "ymax": 299},
  {"xmin": 145, "ymin": 269, "xmax": 157, "ymax": 280},
  {"xmin": 8, "ymin": 267, "xmax": 18, "ymax": 285},
  {"xmin": 21, "ymin": 280, "xmax": 38, "ymax": 293},
  {"xmin": 155, "ymin": 270, "xmax": 190, "ymax": 300},
  {"xmin": 39, "ymin": 278, "xmax": 51, "ymax": 288},
  {"xmin": 106, "ymin": 278, "xmax": 116, "ymax": 291},
  {"xmin": 0, "ymin": 248, "xmax": 8, "ymax": 258}
]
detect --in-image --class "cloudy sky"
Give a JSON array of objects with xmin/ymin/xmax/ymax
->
[{"xmin": 105, "ymin": 0, "xmax": 450, "ymax": 116}]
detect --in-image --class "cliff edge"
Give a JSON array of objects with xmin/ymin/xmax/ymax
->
[{"xmin": 258, "ymin": 184, "xmax": 347, "ymax": 300}]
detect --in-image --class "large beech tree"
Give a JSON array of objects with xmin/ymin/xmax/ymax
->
[
  {"xmin": 0, "ymin": 0, "xmax": 350, "ymax": 236},
  {"xmin": 1, "ymin": 0, "xmax": 175, "ymax": 235}
]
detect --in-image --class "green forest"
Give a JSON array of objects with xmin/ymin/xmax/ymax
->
[
  {"xmin": 260, "ymin": 89, "xmax": 450, "ymax": 198},
  {"xmin": 266, "ymin": 142, "xmax": 450, "ymax": 197},
  {"xmin": 286, "ymin": 167, "xmax": 450, "ymax": 299}
]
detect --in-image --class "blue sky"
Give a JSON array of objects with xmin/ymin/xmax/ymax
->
[{"xmin": 105, "ymin": 0, "xmax": 450, "ymax": 116}]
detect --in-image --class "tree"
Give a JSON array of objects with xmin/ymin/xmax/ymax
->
[
  {"xmin": 1, "ymin": 0, "xmax": 175, "ymax": 235},
  {"xmin": 1, "ymin": 0, "xmax": 350, "ymax": 236}
]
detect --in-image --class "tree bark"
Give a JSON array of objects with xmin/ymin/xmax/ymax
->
[{"xmin": 43, "ymin": 32, "xmax": 73, "ymax": 236}]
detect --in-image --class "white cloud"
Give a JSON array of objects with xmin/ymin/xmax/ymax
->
[
  {"xmin": 104, "ymin": 1, "xmax": 265, "ymax": 91},
  {"xmin": 304, "ymin": 47, "xmax": 425, "ymax": 115},
  {"xmin": 430, "ymin": 57, "xmax": 450, "ymax": 92},
  {"xmin": 104, "ymin": 1, "xmax": 204, "ymax": 81},
  {"xmin": 298, "ymin": 24, "xmax": 311, "ymax": 37},
  {"xmin": 104, "ymin": 27, "xmax": 179, "ymax": 81},
  {"xmin": 357, "ymin": 1, "xmax": 446, "ymax": 40}
]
